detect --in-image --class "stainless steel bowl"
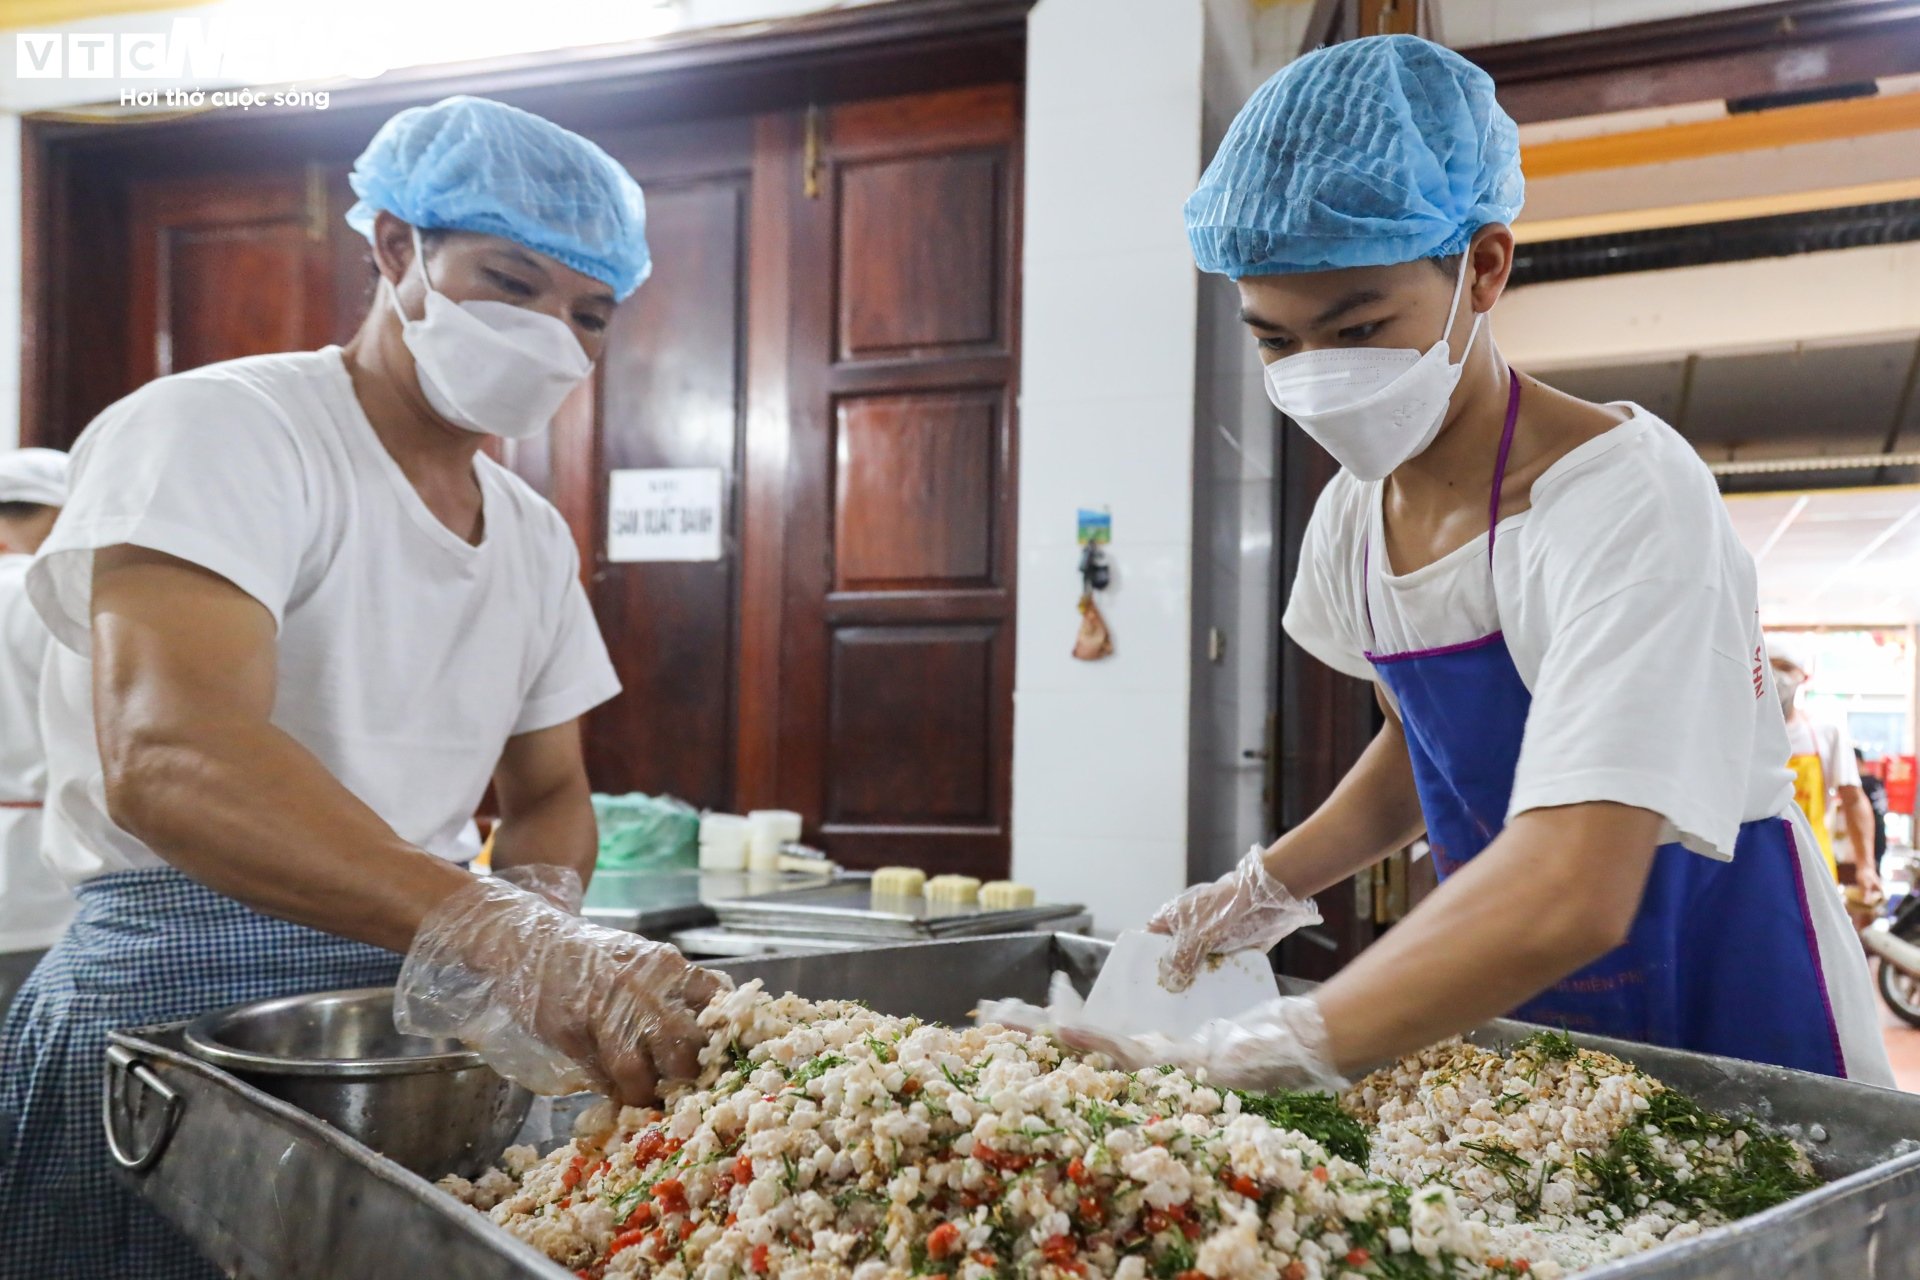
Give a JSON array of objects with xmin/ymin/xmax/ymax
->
[{"xmin": 183, "ymin": 987, "xmax": 532, "ymax": 1181}]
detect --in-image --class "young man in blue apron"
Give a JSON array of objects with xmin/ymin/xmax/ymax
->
[
  {"xmin": 0, "ymin": 98, "xmax": 728, "ymax": 1278},
  {"xmin": 1117, "ymin": 37, "xmax": 1892, "ymax": 1090}
]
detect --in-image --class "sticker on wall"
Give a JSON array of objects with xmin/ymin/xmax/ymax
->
[
  {"xmin": 607, "ymin": 468, "xmax": 724, "ymax": 563},
  {"xmin": 1077, "ymin": 508, "xmax": 1112, "ymax": 546}
]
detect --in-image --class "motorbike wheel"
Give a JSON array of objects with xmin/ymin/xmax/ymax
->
[{"xmin": 1878, "ymin": 958, "xmax": 1920, "ymax": 1030}]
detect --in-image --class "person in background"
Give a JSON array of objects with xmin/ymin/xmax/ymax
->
[
  {"xmin": 0, "ymin": 97, "xmax": 725, "ymax": 1278},
  {"xmin": 0, "ymin": 449, "xmax": 73, "ymax": 1021},
  {"xmin": 1028, "ymin": 37, "xmax": 1889, "ymax": 1091},
  {"xmin": 1770, "ymin": 636, "xmax": 1881, "ymax": 898},
  {"xmin": 1856, "ymin": 747, "xmax": 1890, "ymax": 871}
]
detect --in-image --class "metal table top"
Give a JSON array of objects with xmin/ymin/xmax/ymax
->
[{"xmin": 579, "ymin": 868, "xmax": 835, "ymax": 936}]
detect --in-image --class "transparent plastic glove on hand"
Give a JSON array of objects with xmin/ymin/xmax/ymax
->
[
  {"xmin": 976, "ymin": 971, "xmax": 1086, "ymax": 1036},
  {"xmin": 1148, "ymin": 845, "xmax": 1321, "ymax": 992},
  {"xmin": 1058, "ymin": 995, "xmax": 1346, "ymax": 1093},
  {"xmin": 396, "ymin": 875, "xmax": 731, "ymax": 1106},
  {"xmin": 492, "ymin": 863, "xmax": 584, "ymax": 914}
]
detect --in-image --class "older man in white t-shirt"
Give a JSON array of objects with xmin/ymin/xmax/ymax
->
[
  {"xmin": 0, "ymin": 449, "xmax": 72, "ymax": 1019},
  {"xmin": 0, "ymin": 98, "xmax": 726, "ymax": 1279}
]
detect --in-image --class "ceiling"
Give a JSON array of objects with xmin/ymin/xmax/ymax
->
[
  {"xmin": 1539, "ymin": 336, "xmax": 1920, "ymax": 472},
  {"xmin": 1725, "ymin": 486, "xmax": 1920, "ymax": 625}
]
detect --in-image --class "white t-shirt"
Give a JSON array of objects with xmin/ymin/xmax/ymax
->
[
  {"xmin": 1284, "ymin": 407, "xmax": 1893, "ymax": 1086},
  {"xmin": 1284, "ymin": 408, "xmax": 1793, "ymax": 861},
  {"xmin": 0, "ymin": 554, "xmax": 73, "ymax": 951},
  {"xmin": 28, "ymin": 348, "xmax": 620, "ymax": 886},
  {"xmin": 1784, "ymin": 711, "xmax": 1861, "ymax": 795}
]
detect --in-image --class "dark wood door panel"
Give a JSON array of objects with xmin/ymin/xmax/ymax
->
[
  {"xmin": 129, "ymin": 174, "xmax": 331, "ymax": 383},
  {"xmin": 586, "ymin": 173, "xmax": 750, "ymax": 809},
  {"xmin": 772, "ymin": 83, "xmax": 1021, "ymax": 879},
  {"xmin": 826, "ymin": 624, "xmax": 996, "ymax": 825},
  {"xmin": 837, "ymin": 151, "xmax": 1005, "ymax": 361},
  {"xmin": 834, "ymin": 391, "xmax": 998, "ymax": 591}
]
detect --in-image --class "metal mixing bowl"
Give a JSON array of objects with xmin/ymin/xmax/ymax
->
[{"xmin": 183, "ymin": 987, "xmax": 532, "ymax": 1181}]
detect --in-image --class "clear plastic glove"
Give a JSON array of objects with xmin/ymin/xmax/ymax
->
[
  {"xmin": 1148, "ymin": 845, "xmax": 1321, "ymax": 992},
  {"xmin": 979, "ymin": 976, "xmax": 1342, "ymax": 1092},
  {"xmin": 492, "ymin": 863, "xmax": 585, "ymax": 913},
  {"xmin": 1059, "ymin": 996, "xmax": 1345, "ymax": 1092},
  {"xmin": 396, "ymin": 870, "xmax": 730, "ymax": 1106}
]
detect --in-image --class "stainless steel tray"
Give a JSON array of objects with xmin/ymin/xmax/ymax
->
[
  {"xmin": 709, "ymin": 880, "xmax": 1086, "ymax": 940},
  {"xmin": 109, "ymin": 933, "xmax": 1920, "ymax": 1279}
]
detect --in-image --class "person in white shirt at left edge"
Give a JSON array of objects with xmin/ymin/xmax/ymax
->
[
  {"xmin": 0, "ymin": 97, "xmax": 728, "ymax": 1280},
  {"xmin": 0, "ymin": 448, "xmax": 72, "ymax": 1021}
]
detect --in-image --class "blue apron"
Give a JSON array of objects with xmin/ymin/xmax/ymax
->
[
  {"xmin": 0, "ymin": 866, "xmax": 402, "ymax": 1279},
  {"xmin": 1365, "ymin": 373, "xmax": 1847, "ymax": 1078}
]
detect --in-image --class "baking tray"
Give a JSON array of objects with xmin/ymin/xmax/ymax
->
[
  {"xmin": 709, "ymin": 880, "xmax": 1086, "ymax": 940},
  {"xmin": 108, "ymin": 933, "xmax": 1920, "ymax": 1279}
]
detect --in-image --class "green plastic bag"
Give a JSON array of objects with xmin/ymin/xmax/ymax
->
[{"xmin": 591, "ymin": 792, "xmax": 700, "ymax": 871}]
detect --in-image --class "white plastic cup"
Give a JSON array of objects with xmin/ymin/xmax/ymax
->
[
  {"xmin": 746, "ymin": 810, "xmax": 803, "ymax": 871},
  {"xmin": 699, "ymin": 813, "xmax": 751, "ymax": 872}
]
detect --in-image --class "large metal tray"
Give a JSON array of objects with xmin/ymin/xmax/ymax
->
[
  {"xmin": 710, "ymin": 880, "xmax": 1086, "ymax": 940},
  {"xmin": 108, "ymin": 934, "xmax": 1920, "ymax": 1280}
]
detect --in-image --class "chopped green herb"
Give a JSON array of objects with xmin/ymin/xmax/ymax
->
[{"xmin": 1230, "ymin": 1089, "xmax": 1370, "ymax": 1165}]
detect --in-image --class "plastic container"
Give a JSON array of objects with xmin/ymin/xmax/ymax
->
[
  {"xmin": 746, "ymin": 810, "xmax": 803, "ymax": 872},
  {"xmin": 698, "ymin": 814, "xmax": 751, "ymax": 872}
]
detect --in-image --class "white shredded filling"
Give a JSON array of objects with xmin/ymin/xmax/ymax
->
[{"xmin": 441, "ymin": 985, "xmax": 1814, "ymax": 1280}]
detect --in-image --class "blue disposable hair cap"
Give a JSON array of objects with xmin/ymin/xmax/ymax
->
[
  {"xmin": 1185, "ymin": 35, "xmax": 1524, "ymax": 278},
  {"xmin": 347, "ymin": 95, "xmax": 650, "ymax": 300}
]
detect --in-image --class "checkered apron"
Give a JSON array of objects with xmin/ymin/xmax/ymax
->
[{"xmin": 0, "ymin": 866, "xmax": 402, "ymax": 1279}]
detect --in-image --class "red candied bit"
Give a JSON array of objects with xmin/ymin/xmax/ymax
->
[
  {"xmin": 1066, "ymin": 1158, "xmax": 1091, "ymax": 1185},
  {"xmin": 734, "ymin": 1154, "xmax": 756, "ymax": 1183},
  {"xmin": 1345, "ymin": 1248, "xmax": 1371, "ymax": 1268},
  {"xmin": 750, "ymin": 1243, "xmax": 771, "ymax": 1274},
  {"xmin": 1311, "ymin": 1166, "xmax": 1330, "ymax": 1183},
  {"xmin": 1229, "ymin": 1175, "xmax": 1259, "ymax": 1198},
  {"xmin": 1282, "ymin": 1264, "xmax": 1306, "ymax": 1280},
  {"xmin": 1040, "ymin": 1235, "xmax": 1078, "ymax": 1266},
  {"xmin": 927, "ymin": 1223, "xmax": 964, "ymax": 1260}
]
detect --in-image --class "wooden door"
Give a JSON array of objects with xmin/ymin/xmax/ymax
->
[
  {"xmin": 128, "ymin": 172, "xmax": 334, "ymax": 382},
  {"xmin": 570, "ymin": 119, "xmax": 759, "ymax": 810},
  {"xmin": 758, "ymin": 85, "xmax": 1022, "ymax": 877}
]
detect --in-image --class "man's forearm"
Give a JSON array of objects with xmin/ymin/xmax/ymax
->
[
  {"xmin": 490, "ymin": 777, "xmax": 598, "ymax": 886},
  {"xmin": 1264, "ymin": 716, "xmax": 1427, "ymax": 899},
  {"xmin": 1313, "ymin": 803, "xmax": 1662, "ymax": 1074},
  {"xmin": 104, "ymin": 717, "xmax": 472, "ymax": 953}
]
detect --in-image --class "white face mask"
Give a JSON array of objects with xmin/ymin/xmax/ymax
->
[
  {"xmin": 389, "ymin": 229, "xmax": 593, "ymax": 440},
  {"xmin": 1262, "ymin": 254, "xmax": 1485, "ymax": 481}
]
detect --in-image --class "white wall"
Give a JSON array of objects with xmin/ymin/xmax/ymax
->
[{"xmin": 1008, "ymin": 0, "xmax": 1207, "ymax": 931}]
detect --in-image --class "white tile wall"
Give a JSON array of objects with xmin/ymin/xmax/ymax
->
[
  {"xmin": 1013, "ymin": 834, "xmax": 1188, "ymax": 934},
  {"xmin": 1015, "ymin": 540, "xmax": 1195, "ymax": 699},
  {"xmin": 1011, "ymin": 0, "xmax": 1210, "ymax": 933}
]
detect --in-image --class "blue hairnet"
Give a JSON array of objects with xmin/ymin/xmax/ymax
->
[
  {"xmin": 1185, "ymin": 35, "xmax": 1523, "ymax": 278},
  {"xmin": 346, "ymin": 96, "xmax": 650, "ymax": 300}
]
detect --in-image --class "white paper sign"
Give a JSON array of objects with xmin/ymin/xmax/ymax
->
[{"xmin": 607, "ymin": 468, "xmax": 724, "ymax": 563}]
